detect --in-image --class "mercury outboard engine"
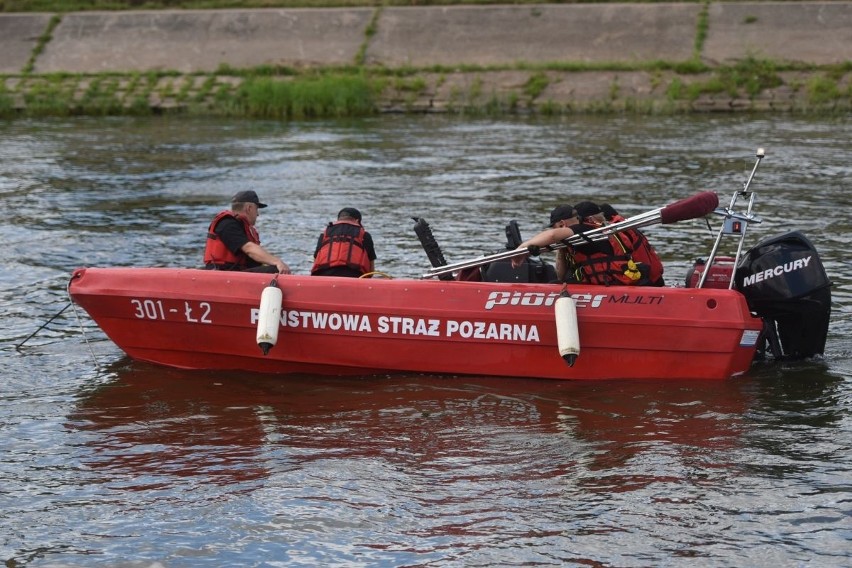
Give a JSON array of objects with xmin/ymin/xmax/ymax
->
[{"xmin": 735, "ymin": 231, "xmax": 831, "ymax": 359}]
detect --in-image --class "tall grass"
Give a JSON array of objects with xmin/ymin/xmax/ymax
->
[
  {"xmin": 0, "ymin": 83, "xmax": 14, "ymax": 116},
  {"xmin": 236, "ymin": 75, "xmax": 378, "ymax": 119}
]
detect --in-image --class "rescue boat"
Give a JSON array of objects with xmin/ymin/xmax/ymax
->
[{"xmin": 67, "ymin": 149, "xmax": 831, "ymax": 381}]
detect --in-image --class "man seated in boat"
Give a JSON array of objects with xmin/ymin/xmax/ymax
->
[
  {"xmin": 512, "ymin": 201, "xmax": 664, "ymax": 286},
  {"xmin": 203, "ymin": 190, "xmax": 291, "ymax": 274},
  {"xmin": 311, "ymin": 207, "xmax": 377, "ymax": 278}
]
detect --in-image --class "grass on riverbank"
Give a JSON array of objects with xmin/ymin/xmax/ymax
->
[
  {"xmin": 1, "ymin": 58, "xmax": 850, "ymax": 118},
  {"xmin": 0, "ymin": 72, "xmax": 384, "ymax": 118},
  {"xmin": 238, "ymin": 74, "xmax": 378, "ymax": 118},
  {"xmin": 1, "ymin": 1, "xmax": 849, "ymax": 117}
]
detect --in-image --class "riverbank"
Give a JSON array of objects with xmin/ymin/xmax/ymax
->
[{"xmin": 1, "ymin": 2, "xmax": 850, "ymax": 117}]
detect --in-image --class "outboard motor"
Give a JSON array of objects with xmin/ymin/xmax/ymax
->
[{"xmin": 735, "ymin": 231, "xmax": 831, "ymax": 359}]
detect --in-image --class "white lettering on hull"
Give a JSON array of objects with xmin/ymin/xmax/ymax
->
[
  {"xmin": 248, "ymin": 309, "xmax": 540, "ymax": 343},
  {"xmin": 445, "ymin": 320, "xmax": 540, "ymax": 342},
  {"xmin": 484, "ymin": 291, "xmax": 607, "ymax": 310}
]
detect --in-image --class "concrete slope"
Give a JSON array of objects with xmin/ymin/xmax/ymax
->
[
  {"xmin": 0, "ymin": 14, "xmax": 53, "ymax": 73},
  {"xmin": 703, "ymin": 2, "xmax": 852, "ymax": 65},
  {"xmin": 365, "ymin": 4, "xmax": 700, "ymax": 67},
  {"xmin": 0, "ymin": 3, "xmax": 849, "ymax": 75},
  {"xmin": 34, "ymin": 8, "xmax": 374, "ymax": 73}
]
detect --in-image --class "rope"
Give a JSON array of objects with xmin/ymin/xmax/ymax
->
[
  {"xmin": 66, "ymin": 280, "xmax": 101, "ymax": 371},
  {"xmin": 359, "ymin": 271, "xmax": 393, "ymax": 279},
  {"xmin": 15, "ymin": 303, "xmax": 70, "ymax": 350}
]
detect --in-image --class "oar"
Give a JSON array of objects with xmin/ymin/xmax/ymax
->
[{"xmin": 421, "ymin": 191, "xmax": 719, "ymax": 279}]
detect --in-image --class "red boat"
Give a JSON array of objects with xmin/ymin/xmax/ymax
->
[{"xmin": 67, "ymin": 150, "xmax": 831, "ymax": 381}]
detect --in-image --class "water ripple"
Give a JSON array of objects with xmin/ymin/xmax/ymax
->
[{"xmin": 0, "ymin": 115, "xmax": 850, "ymax": 567}]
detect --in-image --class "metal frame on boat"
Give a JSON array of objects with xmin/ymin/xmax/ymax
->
[{"xmin": 67, "ymin": 149, "xmax": 831, "ymax": 380}]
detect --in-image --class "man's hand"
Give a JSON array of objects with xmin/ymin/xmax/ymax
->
[{"xmin": 510, "ymin": 246, "xmax": 530, "ymax": 269}]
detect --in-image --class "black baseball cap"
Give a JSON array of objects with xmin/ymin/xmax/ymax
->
[
  {"xmin": 600, "ymin": 203, "xmax": 619, "ymax": 219},
  {"xmin": 548, "ymin": 204, "xmax": 576, "ymax": 227},
  {"xmin": 575, "ymin": 201, "xmax": 602, "ymax": 219},
  {"xmin": 231, "ymin": 190, "xmax": 267, "ymax": 208}
]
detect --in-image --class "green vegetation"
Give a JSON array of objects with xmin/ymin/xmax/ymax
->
[
  {"xmin": 692, "ymin": 1, "xmax": 709, "ymax": 61},
  {"xmin": 667, "ymin": 56, "xmax": 785, "ymax": 100},
  {"xmin": 0, "ymin": 71, "xmax": 384, "ymax": 118},
  {"xmin": 806, "ymin": 74, "xmax": 841, "ymax": 106},
  {"xmin": 236, "ymin": 74, "xmax": 377, "ymax": 118},
  {"xmin": 0, "ymin": 0, "xmax": 848, "ymax": 118},
  {"xmin": 22, "ymin": 14, "xmax": 61, "ymax": 74},
  {"xmin": 2, "ymin": 56, "xmax": 848, "ymax": 119},
  {"xmin": 523, "ymin": 72, "xmax": 549, "ymax": 100},
  {"xmin": 0, "ymin": 82, "xmax": 15, "ymax": 115},
  {"xmin": 354, "ymin": 6, "xmax": 382, "ymax": 66}
]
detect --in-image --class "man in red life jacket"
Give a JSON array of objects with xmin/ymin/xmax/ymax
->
[
  {"xmin": 311, "ymin": 207, "xmax": 377, "ymax": 278},
  {"xmin": 538, "ymin": 204, "xmax": 615, "ymax": 283},
  {"xmin": 574, "ymin": 201, "xmax": 665, "ymax": 286},
  {"xmin": 513, "ymin": 201, "xmax": 664, "ymax": 286},
  {"xmin": 542, "ymin": 205, "xmax": 584, "ymax": 282},
  {"xmin": 203, "ymin": 190, "xmax": 291, "ymax": 274}
]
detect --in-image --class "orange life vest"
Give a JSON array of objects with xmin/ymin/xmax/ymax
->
[
  {"xmin": 203, "ymin": 210, "xmax": 260, "ymax": 269},
  {"xmin": 569, "ymin": 217, "xmax": 664, "ymax": 286},
  {"xmin": 311, "ymin": 220, "xmax": 371, "ymax": 276},
  {"xmin": 612, "ymin": 214, "xmax": 665, "ymax": 285}
]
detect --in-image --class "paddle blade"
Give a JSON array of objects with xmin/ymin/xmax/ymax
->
[{"xmin": 660, "ymin": 191, "xmax": 719, "ymax": 224}]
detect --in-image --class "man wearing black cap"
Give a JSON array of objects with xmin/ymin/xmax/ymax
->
[
  {"xmin": 574, "ymin": 200, "xmax": 664, "ymax": 286},
  {"xmin": 542, "ymin": 204, "xmax": 578, "ymax": 282},
  {"xmin": 513, "ymin": 200, "xmax": 664, "ymax": 286},
  {"xmin": 311, "ymin": 207, "xmax": 377, "ymax": 278},
  {"xmin": 548, "ymin": 204, "xmax": 577, "ymax": 229},
  {"xmin": 531, "ymin": 204, "xmax": 609, "ymax": 282},
  {"xmin": 203, "ymin": 190, "xmax": 291, "ymax": 274}
]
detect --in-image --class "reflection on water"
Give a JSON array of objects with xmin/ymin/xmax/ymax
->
[
  {"xmin": 1, "ymin": 114, "xmax": 850, "ymax": 566},
  {"xmin": 70, "ymin": 362, "xmax": 751, "ymax": 486},
  {"xmin": 52, "ymin": 360, "xmax": 848, "ymax": 566}
]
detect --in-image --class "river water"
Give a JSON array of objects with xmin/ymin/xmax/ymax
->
[{"xmin": 1, "ymin": 114, "xmax": 850, "ymax": 567}]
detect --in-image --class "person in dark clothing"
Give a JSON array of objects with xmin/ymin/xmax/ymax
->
[
  {"xmin": 527, "ymin": 204, "xmax": 611, "ymax": 282},
  {"xmin": 203, "ymin": 190, "xmax": 291, "ymax": 274},
  {"xmin": 574, "ymin": 201, "xmax": 665, "ymax": 286},
  {"xmin": 311, "ymin": 207, "xmax": 377, "ymax": 278},
  {"xmin": 599, "ymin": 203, "xmax": 620, "ymax": 221},
  {"xmin": 513, "ymin": 201, "xmax": 664, "ymax": 286}
]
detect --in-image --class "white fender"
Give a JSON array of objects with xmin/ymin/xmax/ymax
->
[
  {"xmin": 256, "ymin": 281, "xmax": 283, "ymax": 355},
  {"xmin": 555, "ymin": 294, "xmax": 580, "ymax": 367}
]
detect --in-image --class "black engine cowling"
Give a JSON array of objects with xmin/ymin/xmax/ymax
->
[{"xmin": 735, "ymin": 231, "xmax": 831, "ymax": 359}]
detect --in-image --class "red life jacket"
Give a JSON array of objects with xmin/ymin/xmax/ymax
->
[
  {"xmin": 610, "ymin": 214, "xmax": 665, "ymax": 285},
  {"xmin": 203, "ymin": 210, "xmax": 260, "ymax": 269},
  {"xmin": 570, "ymin": 217, "xmax": 664, "ymax": 286},
  {"xmin": 311, "ymin": 220, "xmax": 371, "ymax": 276}
]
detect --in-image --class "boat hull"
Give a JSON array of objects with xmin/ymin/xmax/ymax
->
[{"xmin": 68, "ymin": 267, "xmax": 764, "ymax": 380}]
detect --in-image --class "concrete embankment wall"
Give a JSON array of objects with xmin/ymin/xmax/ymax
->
[{"xmin": 1, "ymin": 2, "xmax": 851, "ymax": 113}]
